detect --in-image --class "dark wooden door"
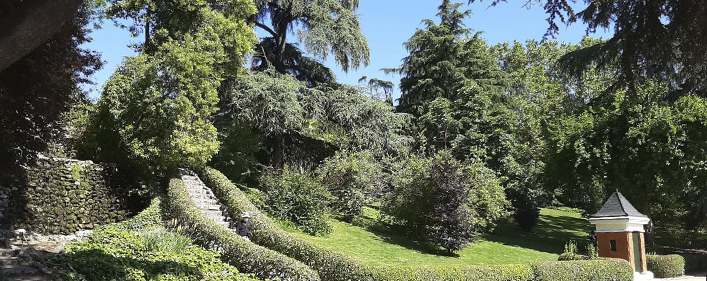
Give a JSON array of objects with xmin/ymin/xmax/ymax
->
[{"xmin": 632, "ymin": 232, "xmax": 643, "ymax": 272}]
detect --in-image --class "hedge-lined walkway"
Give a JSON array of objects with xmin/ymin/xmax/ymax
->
[{"xmin": 192, "ymin": 167, "xmax": 636, "ymax": 281}]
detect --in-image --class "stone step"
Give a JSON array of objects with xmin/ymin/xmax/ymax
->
[
  {"xmin": 215, "ymin": 221, "xmax": 230, "ymax": 228},
  {"xmin": 180, "ymin": 170, "xmax": 231, "ymax": 231},
  {"xmin": 0, "ymin": 258, "xmax": 21, "ymax": 266},
  {"xmin": 187, "ymin": 188, "xmax": 213, "ymax": 195},
  {"xmin": 189, "ymin": 192, "xmax": 215, "ymax": 199},
  {"xmin": 199, "ymin": 205, "xmax": 221, "ymax": 211},
  {"xmin": 7, "ymin": 274, "xmax": 47, "ymax": 281},
  {"xmin": 203, "ymin": 210, "xmax": 224, "ymax": 218},
  {"xmin": 2, "ymin": 265, "xmax": 39, "ymax": 276}
]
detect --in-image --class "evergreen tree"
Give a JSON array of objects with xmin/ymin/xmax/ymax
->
[
  {"xmin": 394, "ymin": 0, "xmax": 508, "ymax": 163},
  {"xmin": 251, "ymin": 0, "xmax": 370, "ymax": 85}
]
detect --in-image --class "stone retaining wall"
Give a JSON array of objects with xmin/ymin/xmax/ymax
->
[{"xmin": 0, "ymin": 156, "xmax": 137, "ymax": 234}]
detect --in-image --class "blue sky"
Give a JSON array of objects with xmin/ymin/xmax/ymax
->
[{"xmin": 82, "ymin": 1, "xmax": 612, "ymax": 100}]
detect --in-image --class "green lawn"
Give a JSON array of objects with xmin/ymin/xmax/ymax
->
[{"xmin": 278, "ymin": 208, "xmax": 594, "ymax": 267}]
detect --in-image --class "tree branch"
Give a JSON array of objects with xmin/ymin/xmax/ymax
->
[
  {"xmin": 254, "ymin": 21, "xmax": 278, "ymax": 38},
  {"xmin": 0, "ymin": 0, "xmax": 83, "ymax": 72}
]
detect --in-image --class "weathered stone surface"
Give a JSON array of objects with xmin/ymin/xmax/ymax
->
[{"xmin": 0, "ymin": 157, "xmax": 138, "ymax": 234}]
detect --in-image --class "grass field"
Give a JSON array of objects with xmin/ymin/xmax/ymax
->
[{"xmin": 278, "ymin": 208, "xmax": 594, "ymax": 266}]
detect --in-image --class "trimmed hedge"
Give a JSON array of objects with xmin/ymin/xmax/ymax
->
[
  {"xmin": 647, "ymin": 254, "xmax": 685, "ymax": 278},
  {"xmin": 162, "ymin": 178, "xmax": 320, "ymax": 281},
  {"xmin": 369, "ymin": 264, "xmax": 534, "ymax": 281},
  {"xmin": 199, "ymin": 167, "xmax": 372, "ymax": 281},
  {"xmin": 534, "ymin": 259, "xmax": 633, "ymax": 281}
]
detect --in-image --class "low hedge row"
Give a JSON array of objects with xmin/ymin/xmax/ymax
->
[
  {"xmin": 647, "ymin": 254, "xmax": 685, "ymax": 278},
  {"xmin": 162, "ymin": 178, "xmax": 320, "ymax": 281},
  {"xmin": 534, "ymin": 259, "xmax": 633, "ymax": 281},
  {"xmin": 199, "ymin": 167, "xmax": 372, "ymax": 281},
  {"xmin": 369, "ymin": 264, "xmax": 534, "ymax": 281}
]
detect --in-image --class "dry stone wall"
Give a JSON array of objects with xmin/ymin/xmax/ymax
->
[{"xmin": 0, "ymin": 156, "xmax": 136, "ymax": 234}]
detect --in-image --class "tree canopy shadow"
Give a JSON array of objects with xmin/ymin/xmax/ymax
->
[
  {"xmin": 483, "ymin": 213, "xmax": 594, "ymax": 255},
  {"xmin": 362, "ymin": 224, "xmax": 460, "ymax": 257}
]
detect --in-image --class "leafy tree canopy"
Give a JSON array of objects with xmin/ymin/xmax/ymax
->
[
  {"xmin": 473, "ymin": 0, "xmax": 707, "ymax": 98},
  {"xmin": 87, "ymin": 0, "xmax": 257, "ymax": 173},
  {"xmin": 545, "ymin": 81, "xmax": 707, "ymax": 230},
  {"xmin": 217, "ymin": 70, "xmax": 411, "ymax": 169}
]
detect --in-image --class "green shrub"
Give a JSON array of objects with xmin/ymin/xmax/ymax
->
[
  {"xmin": 557, "ymin": 240, "xmax": 595, "ymax": 261},
  {"xmin": 200, "ymin": 167, "xmax": 373, "ymax": 281},
  {"xmin": 647, "ymin": 254, "xmax": 685, "ymax": 278},
  {"xmin": 162, "ymin": 178, "xmax": 320, "ymax": 281},
  {"xmin": 534, "ymin": 259, "xmax": 633, "ymax": 281},
  {"xmin": 48, "ymin": 199, "xmax": 258, "ymax": 281},
  {"xmin": 384, "ymin": 152, "xmax": 508, "ymax": 251},
  {"xmin": 369, "ymin": 264, "xmax": 534, "ymax": 281},
  {"xmin": 505, "ymin": 187, "xmax": 541, "ymax": 232},
  {"xmin": 557, "ymin": 253, "xmax": 588, "ymax": 261},
  {"xmin": 260, "ymin": 166, "xmax": 333, "ymax": 235},
  {"xmin": 316, "ymin": 150, "xmax": 384, "ymax": 222}
]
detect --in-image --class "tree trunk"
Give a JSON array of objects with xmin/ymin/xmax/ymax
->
[
  {"xmin": 271, "ymin": 135, "xmax": 285, "ymax": 169},
  {"xmin": 642, "ymin": 198, "xmax": 654, "ymax": 246},
  {"xmin": 0, "ymin": 0, "xmax": 83, "ymax": 72}
]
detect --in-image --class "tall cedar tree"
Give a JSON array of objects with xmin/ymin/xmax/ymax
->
[
  {"xmin": 251, "ymin": 0, "xmax": 370, "ymax": 85},
  {"xmin": 396, "ymin": 0, "xmax": 505, "ymax": 113},
  {"xmin": 395, "ymin": 0, "xmax": 509, "ymax": 166}
]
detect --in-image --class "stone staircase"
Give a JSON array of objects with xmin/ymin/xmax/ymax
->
[
  {"xmin": 179, "ymin": 169, "xmax": 231, "ymax": 230},
  {"xmin": 0, "ymin": 247, "xmax": 47, "ymax": 281}
]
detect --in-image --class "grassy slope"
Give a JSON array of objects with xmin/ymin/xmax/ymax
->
[{"xmin": 279, "ymin": 208, "xmax": 594, "ymax": 267}]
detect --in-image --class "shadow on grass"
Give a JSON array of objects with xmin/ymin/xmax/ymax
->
[
  {"xmin": 347, "ymin": 217, "xmax": 460, "ymax": 258},
  {"xmin": 49, "ymin": 248, "xmax": 203, "ymax": 280},
  {"xmin": 370, "ymin": 229, "xmax": 461, "ymax": 257},
  {"xmin": 484, "ymin": 213, "xmax": 594, "ymax": 255}
]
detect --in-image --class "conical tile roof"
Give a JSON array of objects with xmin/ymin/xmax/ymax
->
[{"xmin": 590, "ymin": 191, "xmax": 647, "ymax": 218}]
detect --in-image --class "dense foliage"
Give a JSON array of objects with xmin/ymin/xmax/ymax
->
[
  {"xmin": 545, "ymin": 82, "xmax": 707, "ymax": 227},
  {"xmin": 317, "ymin": 150, "xmax": 385, "ymax": 222},
  {"xmin": 48, "ymin": 199, "xmax": 258, "ymax": 281},
  {"xmin": 80, "ymin": 0, "xmax": 256, "ymax": 174},
  {"xmin": 385, "ymin": 152, "xmax": 508, "ymax": 251},
  {"xmin": 260, "ymin": 166, "xmax": 333, "ymax": 235},
  {"xmin": 0, "ymin": 5, "xmax": 100, "ymax": 175}
]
